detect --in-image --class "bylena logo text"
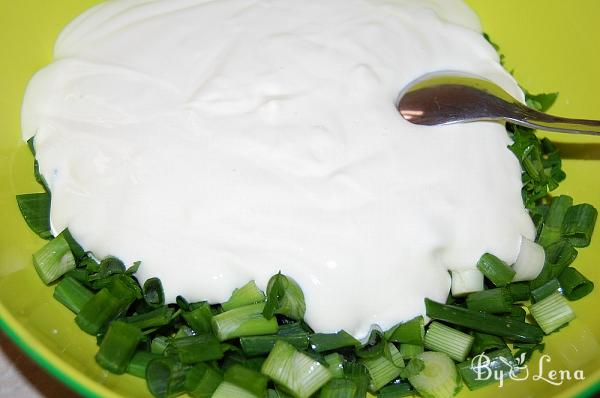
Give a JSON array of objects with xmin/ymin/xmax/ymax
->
[{"xmin": 472, "ymin": 352, "xmax": 585, "ymax": 387}]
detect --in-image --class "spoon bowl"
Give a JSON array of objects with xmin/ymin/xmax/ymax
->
[{"xmin": 397, "ymin": 73, "xmax": 600, "ymax": 135}]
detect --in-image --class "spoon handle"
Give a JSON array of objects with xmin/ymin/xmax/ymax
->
[{"xmin": 507, "ymin": 104, "xmax": 600, "ymax": 136}]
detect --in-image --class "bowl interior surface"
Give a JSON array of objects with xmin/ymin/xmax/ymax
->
[{"xmin": 1, "ymin": 1, "xmax": 599, "ymax": 397}]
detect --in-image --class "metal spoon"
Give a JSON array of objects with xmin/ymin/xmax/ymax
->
[{"xmin": 397, "ymin": 73, "xmax": 600, "ymax": 135}]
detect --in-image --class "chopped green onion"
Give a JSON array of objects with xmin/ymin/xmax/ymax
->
[
  {"xmin": 60, "ymin": 229, "xmax": 85, "ymax": 260},
  {"xmin": 89, "ymin": 256, "xmax": 126, "ymax": 281},
  {"xmin": 398, "ymin": 357, "xmax": 424, "ymax": 380},
  {"xmin": 407, "ymin": 351, "xmax": 462, "ymax": 398},
  {"xmin": 343, "ymin": 361, "xmax": 369, "ymax": 398},
  {"xmin": 261, "ymin": 340, "xmax": 332, "ymax": 398},
  {"xmin": 240, "ymin": 335, "xmax": 308, "ymax": 356},
  {"xmin": 123, "ymin": 306, "xmax": 174, "ymax": 330},
  {"xmin": 386, "ymin": 316, "xmax": 425, "ymax": 345},
  {"xmin": 457, "ymin": 348, "xmax": 518, "ymax": 390},
  {"xmin": 146, "ymin": 357, "xmax": 191, "ymax": 398},
  {"xmin": 75, "ymin": 288, "xmax": 133, "ymax": 335},
  {"xmin": 466, "ymin": 287, "xmax": 513, "ymax": 313},
  {"xmin": 529, "ymin": 292, "xmax": 576, "ymax": 334},
  {"xmin": 470, "ymin": 332, "xmax": 506, "ymax": 355},
  {"xmin": 508, "ymin": 305, "xmax": 526, "ymax": 322},
  {"xmin": 531, "ymin": 278, "xmax": 562, "ymax": 302},
  {"xmin": 104, "ymin": 273, "xmax": 140, "ymax": 298},
  {"xmin": 508, "ymin": 282, "xmax": 531, "ymax": 302},
  {"xmin": 450, "ymin": 269, "xmax": 484, "ymax": 296},
  {"xmin": 143, "ymin": 277, "xmax": 165, "ymax": 307},
  {"xmin": 103, "ymin": 275, "xmax": 142, "ymax": 303},
  {"xmin": 537, "ymin": 195, "xmax": 573, "ymax": 247},
  {"xmin": 476, "ymin": 253, "xmax": 515, "ymax": 287},
  {"xmin": 362, "ymin": 343, "xmax": 404, "ymax": 391},
  {"xmin": 126, "ymin": 261, "xmax": 141, "ymax": 275},
  {"xmin": 399, "ymin": 343, "xmax": 423, "ymax": 360},
  {"xmin": 240, "ymin": 323, "xmax": 309, "ymax": 356},
  {"xmin": 224, "ymin": 364, "xmax": 269, "ymax": 397},
  {"xmin": 32, "ymin": 231, "xmax": 76, "ymax": 284},
  {"xmin": 80, "ymin": 255, "xmax": 100, "ymax": 273},
  {"xmin": 63, "ymin": 268, "xmax": 90, "ymax": 286},
  {"xmin": 558, "ymin": 267, "xmax": 594, "ymax": 300},
  {"xmin": 525, "ymin": 91, "xmax": 558, "ymax": 112},
  {"xmin": 356, "ymin": 329, "xmax": 387, "ymax": 360},
  {"xmin": 513, "ymin": 342, "xmax": 545, "ymax": 365},
  {"xmin": 530, "ymin": 263, "xmax": 552, "ymax": 292},
  {"xmin": 95, "ymin": 321, "xmax": 142, "ymax": 374},
  {"xmin": 16, "ymin": 193, "xmax": 52, "ymax": 240},
  {"xmin": 320, "ymin": 378, "xmax": 358, "ymax": 398},
  {"xmin": 212, "ymin": 303, "xmax": 278, "ymax": 341},
  {"xmin": 509, "ymin": 126, "xmax": 554, "ymax": 206},
  {"xmin": 221, "ymin": 353, "xmax": 266, "ymax": 374},
  {"xmin": 151, "ymin": 336, "xmax": 170, "ymax": 355},
  {"xmin": 263, "ymin": 272, "xmax": 306, "ymax": 321},
  {"xmin": 385, "ymin": 342, "xmax": 405, "ymax": 368},
  {"xmin": 185, "ymin": 363, "xmax": 223, "ymax": 398},
  {"xmin": 425, "ymin": 298, "xmax": 543, "ymax": 343},
  {"xmin": 32, "ymin": 157, "xmax": 50, "ymax": 192},
  {"xmin": 27, "ymin": 136, "xmax": 36, "ymax": 155},
  {"xmin": 323, "ymin": 352, "xmax": 344, "ymax": 378},
  {"xmin": 174, "ymin": 325, "xmax": 196, "ymax": 338},
  {"xmin": 212, "ymin": 381, "xmax": 259, "ymax": 398},
  {"xmin": 423, "ymin": 321, "xmax": 474, "ymax": 362},
  {"xmin": 182, "ymin": 303, "xmax": 213, "ymax": 334},
  {"xmin": 222, "ymin": 281, "xmax": 265, "ymax": 311},
  {"xmin": 561, "ymin": 203, "xmax": 597, "ymax": 247},
  {"xmin": 509, "ymin": 126, "xmax": 544, "ymax": 182},
  {"xmin": 512, "ymin": 237, "xmax": 545, "ymax": 282},
  {"xmin": 545, "ymin": 239, "xmax": 578, "ymax": 276},
  {"xmin": 377, "ymin": 383, "xmax": 414, "ymax": 398},
  {"xmin": 267, "ymin": 388, "xmax": 294, "ymax": 398},
  {"xmin": 53, "ymin": 276, "xmax": 93, "ymax": 314},
  {"xmin": 127, "ymin": 351, "xmax": 161, "ymax": 378},
  {"xmin": 309, "ymin": 330, "xmax": 360, "ymax": 352},
  {"xmin": 273, "ymin": 321, "xmax": 309, "ymax": 337},
  {"xmin": 170, "ymin": 334, "xmax": 223, "ymax": 364},
  {"xmin": 176, "ymin": 295, "xmax": 191, "ymax": 311}
]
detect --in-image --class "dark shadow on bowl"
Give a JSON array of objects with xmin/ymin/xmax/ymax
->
[
  {"xmin": 555, "ymin": 142, "xmax": 600, "ymax": 160},
  {"xmin": 0, "ymin": 331, "xmax": 80, "ymax": 398}
]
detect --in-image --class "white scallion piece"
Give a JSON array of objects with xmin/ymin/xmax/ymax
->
[
  {"xmin": 513, "ymin": 236, "xmax": 545, "ymax": 282},
  {"xmin": 450, "ymin": 269, "xmax": 484, "ymax": 296}
]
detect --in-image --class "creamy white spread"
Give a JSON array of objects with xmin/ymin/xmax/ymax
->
[{"xmin": 22, "ymin": 0, "xmax": 535, "ymax": 337}]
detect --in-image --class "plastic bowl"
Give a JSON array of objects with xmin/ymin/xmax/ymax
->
[{"xmin": 1, "ymin": 1, "xmax": 599, "ymax": 397}]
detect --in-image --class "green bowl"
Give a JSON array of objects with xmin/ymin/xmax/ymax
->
[{"xmin": 1, "ymin": 1, "xmax": 599, "ymax": 397}]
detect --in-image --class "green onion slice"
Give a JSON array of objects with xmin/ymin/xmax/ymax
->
[
  {"xmin": 212, "ymin": 303, "xmax": 279, "ymax": 341},
  {"xmin": 425, "ymin": 298, "xmax": 543, "ymax": 343},
  {"xmin": 386, "ymin": 316, "xmax": 425, "ymax": 345},
  {"xmin": 263, "ymin": 272, "xmax": 306, "ymax": 321},
  {"xmin": 423, "ymin": 321, "xmax": 474, "ymax": 362},
  {"xmin": 476, "ymin": 253, "xmax": 515, "ymax": 287},
  {"xmin": 558, "ymin": 267, "xmax": 594, "ymax": 300},
  {"xmin": 222, "ymin": 280, "xmax": 266, "ymax": 311},
  {"xmin": 32, "ymin": 231, "xmax": 76, "ymax": 284},
  {"xmin": 95, "ymin": 321, "xmax": 142, "ymax": 374},
  {"xmin": 466, "ymin": 287, "xmax": 513, "ymax": 314},
  {"xmin": 261, "ymin": 340, "xmax": 332, "ymax": 398},
  {"xmin": 407, "ymin": 351, "xmax": 462, "ymax": 398},
  {"xmin": 529, "ymin": 292, "xmax": 576, "ymax": 334},
  {"xmin": 53, "ymin": 276, "xmax": 93, "ymax": 314},
  {"xmin": 16, "ymin": 192, "xmax": 52, "ymax": 240},
  {"xmin": 561, "ymin": 203, "xmax": 597, "ymax": 247}
]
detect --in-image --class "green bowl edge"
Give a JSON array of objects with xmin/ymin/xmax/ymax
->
[{"xmin": 0, "ymin": 305, "xmax": 100, "ymax": 398}]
